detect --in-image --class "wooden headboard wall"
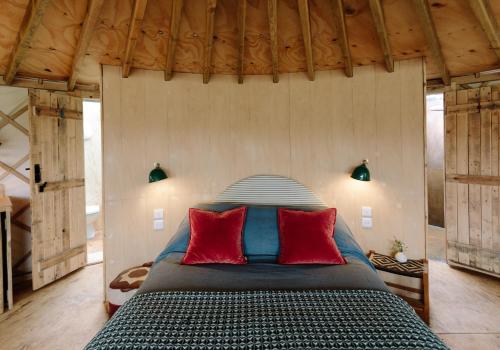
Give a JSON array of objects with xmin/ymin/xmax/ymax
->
[{"xmin": 101, "ymin": 58, "xmax": 426, "ymax": 290}]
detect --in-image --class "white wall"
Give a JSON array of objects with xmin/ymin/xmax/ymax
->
[
  {"xmin": 83, "ymin": 100, "xmax": 102, "ymax": 209},
  {"xmin": 102, "ymin": 59, "xmax": 425, "ymax": 287},
  {"xmin": 0, "ymin": 86, "xmax": 31, "ymax": 276}
]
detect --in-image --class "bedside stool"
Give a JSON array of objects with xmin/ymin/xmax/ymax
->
[
  {"xmin": 368, "ymin": 250, "xmax": 429, "ymax": 324},
  {"xmin": 108, "ymin": 262, "xmax": 153, "ymax": 317}
]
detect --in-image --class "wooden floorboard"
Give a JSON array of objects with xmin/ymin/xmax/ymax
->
[
  {"xmin": 0, "ymin": 264, "xmax": 107, "ymax": 350},
  {"xmin": 0, "ymin": 258, "xmax": 498, "ymax": 349}
]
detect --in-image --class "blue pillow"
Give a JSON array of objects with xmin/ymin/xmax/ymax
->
[{"xmin": 155, "ymin": 203, "xmax": 373, "ymax": 269}]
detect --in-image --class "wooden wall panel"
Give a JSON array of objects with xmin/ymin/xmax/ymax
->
[
  {"xmin": 445, "ymin": 85, "xmax": 500, "ymax": 276},
  {"xmin": 102, "ymin": 58, "xmax": 425, "ymax": 289}
]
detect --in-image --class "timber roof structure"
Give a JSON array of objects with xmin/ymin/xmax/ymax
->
[{"xmin": 0, "ymin": 0, "xmax": 499, "ymax": 94}]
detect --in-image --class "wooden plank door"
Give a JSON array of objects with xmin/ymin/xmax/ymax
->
[
  {"xmin": 445, "ymin": 86, "xmax": 500, "ymax": 277},
  {"xmin": 29, "ymin": 90, "xmax": 87, "ymax": 290}
]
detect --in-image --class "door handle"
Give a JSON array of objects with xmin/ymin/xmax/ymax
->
[{"xmin": 34, "ymin": 164, "xmax": 42, "ymax": 183}]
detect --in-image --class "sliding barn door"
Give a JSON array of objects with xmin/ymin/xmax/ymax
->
[
  {"xmin": 445, "ymin": 86, "xmax": 500, "ymax": 276},
  {"xmin": 29, "ymin": 90, "xmax": 86, "ymax": 290}
]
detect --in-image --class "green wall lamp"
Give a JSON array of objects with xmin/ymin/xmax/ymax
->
[
  {"xmin": 149, "ymin": 163, "xmax": 168, "ymax": 183},
  {"xmin": 351, "ymin": 159, "xmax": 371, "ymax": 181}
]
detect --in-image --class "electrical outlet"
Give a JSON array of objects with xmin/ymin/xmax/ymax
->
[
  {"xmin": 361, "ymin": 206, "xmax": 372, "ymax": 217},
  {"xmin": 361, "ymin": 217, "xmax": 373, "ymax": 229},
  {"xmin": 153, "ymin": 208, "xmax": 164, "ymax": 219},
  {"xmin": 153, "ymin": 219, "xmax": 164, "ymax": 231}
]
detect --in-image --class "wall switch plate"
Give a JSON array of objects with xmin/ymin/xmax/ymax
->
[
  {"xmin": 153, "ymin": 219, "xmax": 164, "ymax": 231},
  {"xmin": 361, "ymin": 206, "xmax": 372, "ymax": 217},
  {"xmin": 153, "ymin": 208, "xmax": 164, "ymax": 219},
  {"xmin": 361, "ymin": 217, "xmax": 373, "ymax": 229}
]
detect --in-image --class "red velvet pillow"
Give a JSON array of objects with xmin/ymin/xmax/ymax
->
[
  {"xmin": 182, "ymin": 207, "xmax": 247, "ymax": 265},
  {"xmin": 277, "ymin": 208, "xmax": 346, "ymax": 265}
]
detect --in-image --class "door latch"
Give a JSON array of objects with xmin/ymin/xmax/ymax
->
[{"xmin": 34, "ymin": 164, "xmax": 42, "ymax": 183}]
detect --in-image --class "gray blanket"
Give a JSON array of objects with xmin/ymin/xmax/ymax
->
[{"xmin": 139, "ymin": 253, "xmax": 388, "ymax": 293}]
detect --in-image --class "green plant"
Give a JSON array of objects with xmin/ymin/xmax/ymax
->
[{"xmin": 391, "ymin": 238, "xmax": 407, "ymax": 255}]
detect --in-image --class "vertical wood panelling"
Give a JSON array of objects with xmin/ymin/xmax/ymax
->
[
  {"xmin": 102, "ymin": 59, "xmax": 426, "ymax": 288},
  {"xmin": 455, "ymin": 90, "xmax": 469, "ymax": 264},
  {"xmin": 445, "ymin": 85, "xmax": 500, "ymax": 276},
  {"xmin": 480, "ymin": 87, "xmax": 492, "ymax": 253},
  {"xmin": 468, "ymin": 89, "xmax": 482, "ymax": 253}
]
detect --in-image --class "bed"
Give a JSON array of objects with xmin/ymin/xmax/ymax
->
[{"xmin": 86, "ymin": 176, "xmax": 448, "ymax": 349}]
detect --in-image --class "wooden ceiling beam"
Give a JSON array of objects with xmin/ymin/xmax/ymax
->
[
  {"xmin": 330, "ymin": 0, "xmax": 353, "ymax": 77},
  {"xmin": 237, "ymin": 0, "xmax": 247, "ymax": 84},
  {"xmin": 267, "ymin": 0, "xmax": 279, "ymax": 83},
  {"xmin": 165, "ymin": 0, "xmax": 184, "ymax": 81},
  {"xmin": 122, "ymin": 0, "xmax": 149, "ymax": 78},
  {"xmin": 368, "ymin": 0, "xmax": 394, "ymax": 72},
  {"xmin": 0, "ymin": 76, "xmax": 99, "ymax": 98},
  {"xmin": 412, "ymin": 0, "xmax": 450, "ymax": 85},
  {"xmin": 4, "ymin": 0, "xmax": 52, "ymax": 85},
  {"xmin": 68, "ymin": 0, "xmax": 104, "ymax": 90},
  {"xmin": 297, "ymin": 0, "xmax": 314, "ymax": 81},
  {"xmin": 468, "ymin": 0, "xmax": 500, "ymax": 60},
  {"xmin": 203, "ymin": 0, "xmax": 217, "ymax": 84}
]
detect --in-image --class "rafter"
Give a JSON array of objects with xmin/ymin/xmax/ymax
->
[
  {"xmin": 412, "ymin": 0, "xmax": 450, "ymax": 85},
  {"xmin": 297, "ymin": 0, "xmax": 314, "ymax": 81},
  {"xmin": 203, "ymin": 0, "xmax": 217, "ymax": 84},
  {"xmin": 0, "ymin": 155, "xmax": 30, "ymax": 183},
  {"xmin": 267, "ymin": 0, "xmax": 279, "ymax": 83},
  {"xmin": 0, "ymin": 105, "xmax": 28, "ymax": 131},
  {"xmin": 0, "ymin": 160, "xmax": 30, "ymax": 184},
  {"xmin": 0, "ymin": 110, "xmax": 29, "ymax": 136},
  {"xmin": 368, "ymin": 0, "xmax": 393, "ymax": 72},
  {"xmin": 468, "ymin": 0, "xmax": 500, "ymax": 60},
  {"xmin": 122, "ymin": 0, "xmax": 148, "ymax": 78},
  {"xmin": 12, "ymin": 202, "xmax": 31, "ymax": 221},
  {"xmin": 165, "ymin": 0, "xmax": 184, "ymax": 81},
  {"xmin": 68, "ymin": 0, "xmax": 104, "ymax": 90},
  {"xmin": 13, "ymin": 251, "xmax": 32, "ymax": 271},
  {"xmin": 4, "ymin": 0, "xmax": 51, "ymax": 85},
  {"xmin": 237, "ymin": 0, "xmax": 247, "ymax": 84},
  {"xmin": 330, "ymin": 0, "xmax": 353, "ymax": 77}
]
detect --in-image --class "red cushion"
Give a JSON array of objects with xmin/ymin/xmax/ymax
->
[
  {"xmin": 182, "ymin": 207, "xmax": 248, "ymax": 265},
  {"xmin": 277, "ymin": 208, "xmax": 346, "ymax": 265}
]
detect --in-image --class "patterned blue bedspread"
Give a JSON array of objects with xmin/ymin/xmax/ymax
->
[{"xmin": 86, "ymin": 289, "xmax": 448, "ymax": 349}]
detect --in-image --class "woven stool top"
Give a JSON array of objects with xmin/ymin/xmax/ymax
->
[{"xmin": 368, "ymin": 251, "xmax": 424, "ymax": 278}]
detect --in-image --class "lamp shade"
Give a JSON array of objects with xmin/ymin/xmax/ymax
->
[
  {"xmin": 149, "ymin": 163, "xmax": 167, "ymax": 183},
  {"xmin": 351, "ymin": 160, "xmax": 370, "ymax": 181}
]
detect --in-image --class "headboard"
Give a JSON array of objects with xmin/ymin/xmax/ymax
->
[{"xmin": 215, "ymin": 175, "xmax": 325, "ymax": 207}]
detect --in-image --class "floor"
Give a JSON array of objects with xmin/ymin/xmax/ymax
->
[
  {"xmin": 87, "ymin": 230, "xmax": 103, "ymax": 265},
  {"xmin": 0, "ymin": 264, "xmax": 108, "ymax": 350},
  {"xmin": 0, "ymin": 248, "xmax": 498, "ymax": 349},
  {"xmin": 426, "ymin": 225, "xmax": 500, "ymax": 349},
  {"xmin": 427, "ymin": 224, "xmax": 446, "ymax": 261}
]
